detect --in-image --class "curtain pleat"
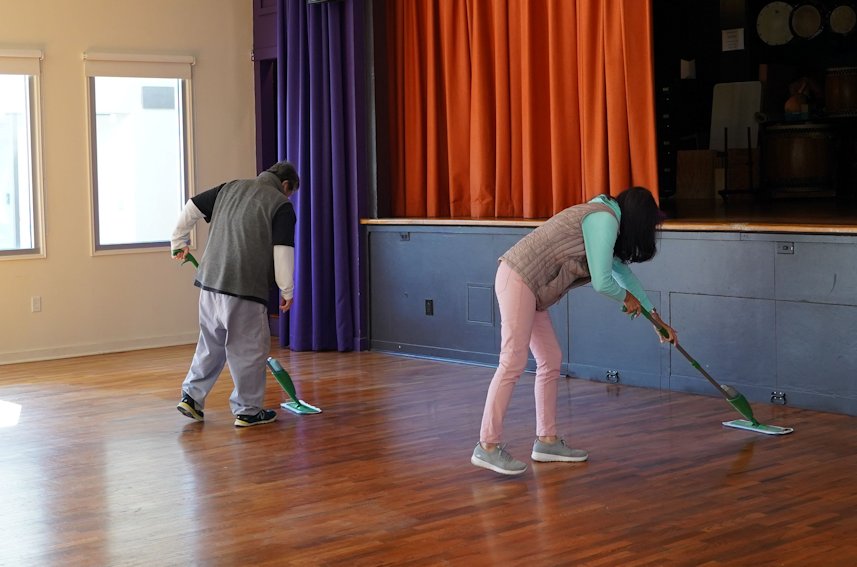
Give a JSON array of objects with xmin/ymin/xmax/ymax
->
[
  {"xmin": 386, "ymin": 4, "xmax": 406, "ymax": 217},
  {"xmin": 387, "ymin": 0, "xmax": 658, "ymax": 219},
  {"xmin": 605, "ymin": 1, "xmax": 632, "ymax": 195},
  {"xmin": 441, "ymin": 2, "xmax": 471, "ymax": 217},
  {"xmin": 518, "ymin": 1, "xmax": 554, "ymax": 218},
  {"xmin": 622, "ymin": 0, "xmax": 659, "ymax": 191},
  {"xmin": 546, "ymin": 0, "xmax": 582, "ymax": 211}
]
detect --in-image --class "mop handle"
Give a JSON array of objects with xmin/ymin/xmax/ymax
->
[
  {"xmin": 637, "ymin": 306, "xmax": 734, "ymax": 401},
  {"xmin": 172, "ymin": 249, "xmax": 199, "ymax": 268}
]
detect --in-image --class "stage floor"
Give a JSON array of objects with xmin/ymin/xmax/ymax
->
[{"xmin": 661, "ymin": 196, "xmax": 857, "ymax": 234}]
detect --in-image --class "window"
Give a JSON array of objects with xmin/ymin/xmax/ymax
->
[
  {"xmin": 0, "ymin": 49, "xmax": 43, "ymax": 258},
  {"xmin": 84, "ymin": 52, "xmax": 195, "ymax": 251}
]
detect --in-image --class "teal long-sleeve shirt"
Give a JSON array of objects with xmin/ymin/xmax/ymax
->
[{"xmin": 581, "ymin": 195, "xmax": 654, "ymax": 312}]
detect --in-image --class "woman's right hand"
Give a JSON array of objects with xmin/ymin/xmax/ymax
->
[{"xmin": 649, "ymin": 310, "xmax": 678, "ymax": 345}]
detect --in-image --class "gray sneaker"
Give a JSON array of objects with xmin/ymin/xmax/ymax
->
[
  {"xmin": 471, "ymin": 443, "xmax": 527, "ymax": 475},
  {"xmin": 531, "ymin": 438, "xmax": 589, "ymax": 462}
]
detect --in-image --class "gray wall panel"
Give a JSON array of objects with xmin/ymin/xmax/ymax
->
[
  {"xmin": 371, "ymin": 232, "xmax": 479, "ymax": 354},
  {"xmin": 568, "ymin": 287, "xmax": 663, "ymax": 387},
  {"xmin": 776, "ymin": 301, "xmax": 857, "ymax": 398},
  {"xmin": 669, "ymin": 293, "xmax": 776, "ymax": 388},
  {"xmin": 466, "ymin": 284, "xmax": 494, "ymax": 325},
  {"xmin": 369, "ymin": 229, "xmax": 525, "ymax": 358},
  {"xmin": 775, "ymin": 242, "xmax": 857, "ymax": 306},
  {"xmin": 641, "ymin": 238, "xmax": 775, "ymax": 298}
]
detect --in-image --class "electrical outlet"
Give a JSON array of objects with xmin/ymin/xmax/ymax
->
[
  {"xmin": 425, "ymin": 299, "xmax": 434, "ymax": 316},
  {"xmin": 31, "ymin": 296, "xmax": 42, "ymax": 313}
]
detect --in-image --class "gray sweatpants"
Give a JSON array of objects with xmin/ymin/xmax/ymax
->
[{"xmin": 182, "ymin": 290, "xmax": 270, "ymax": 416}]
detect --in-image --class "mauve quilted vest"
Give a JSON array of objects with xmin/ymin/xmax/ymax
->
[{"xmin": 499, "ymin": 201, "xmax": 617, "ymax": 311}]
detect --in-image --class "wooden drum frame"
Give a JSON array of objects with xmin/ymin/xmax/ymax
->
[
  {"xmin": 826, "ymin": 67, "xmax": 857, "ymax": 117},
  {"xmin": 762, "ymin": 122, "xmax": 838, "ymax": 197}
]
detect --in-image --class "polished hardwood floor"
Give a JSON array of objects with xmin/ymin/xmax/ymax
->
[{"xmin": 1, "ymin": 342, "xmax": 856, "ymax": 566}]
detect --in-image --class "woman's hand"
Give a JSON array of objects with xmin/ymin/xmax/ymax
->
[
  {"xmin": 622, "ymin": 291, "xmax": 642, "ymax": 318},
  {"xmin": 172, "ymin": 246, "xmax": 189, "ymax": 262},
  {"xmin": 649, "ymin": 310, "xmax": 678, "ymax": 344}
]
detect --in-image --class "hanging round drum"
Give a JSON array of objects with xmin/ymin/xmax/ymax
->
[
  {"xmin": 790, "ymin": 2, "xmax": 824, "ymax": 39},
  {"xmin": 763, "ymin": 123, "xmax": 837, "ymax": 197},
  {"xmin": 829, "ymin": 3, "xmax": 857, "ymax": 36},
  {"xmin": 825, "ymin": 67, "xmax": 857, "ymax": 116},
  {"xmin": 757, "ymin": 1, "xmax": 795, "ymax": 46}
]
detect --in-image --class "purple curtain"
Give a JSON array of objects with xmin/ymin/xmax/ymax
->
[{"xmin": 277, "ymin": 0, "xmax": 368, "ymax": 351}]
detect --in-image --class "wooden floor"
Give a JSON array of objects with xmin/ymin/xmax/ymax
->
[{"xmin": 2, "ymin": 343, "xmax": 856, "ymax": 566}]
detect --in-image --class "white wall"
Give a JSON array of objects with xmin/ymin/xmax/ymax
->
[{"xmin": 0, "ymin": 0, "xmax": 256, "ymax": 363}]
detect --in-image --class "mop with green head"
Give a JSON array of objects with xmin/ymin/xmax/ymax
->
[
  {"xmin": 266, "ymin": 357, "xmax": 322, "ymax": 415},
  {"xmin": 637, "ymin": 307, "xmax": 793, "ymax": 435}
]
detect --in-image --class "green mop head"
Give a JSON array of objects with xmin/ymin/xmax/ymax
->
[
  {"xmin": 280, "ymin": 400, "xmax": 322, "ymax": 415},
  {"xmin": 266, "ymin": 357, "xmax": 322, "ymax": 415},
  {"xmin": 722, "ymin": 419, "xmax": 794, "ymax": 435},
  {"xmin": 720, "ymin": 386, "xmax": 792, "ymax": 434}
]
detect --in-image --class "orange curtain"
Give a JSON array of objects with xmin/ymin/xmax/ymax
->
[{"xmin": 385, "ymin": 0, "xmax": 659, "ymax": 218}]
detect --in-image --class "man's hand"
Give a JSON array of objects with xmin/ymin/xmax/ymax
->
[
  {"xmin": 280, "ymin": 296, "xmax": 293, "ymax": 312},
  {"xmin": 172, "ymin": 247, "xmax": 189, "ymax": 262}
]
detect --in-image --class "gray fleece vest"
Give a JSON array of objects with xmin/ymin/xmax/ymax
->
[
  {"xmin": 197, "ymin": 172, "xmax": 289, "ymax": 303},
  {"xmin": 500, "ymin": 201, "xmax": 617, "ymax": 311}
]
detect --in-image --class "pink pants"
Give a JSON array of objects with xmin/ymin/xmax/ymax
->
[{"xmin": 480, "ymin": 261, "xmax": 562, "ymax": 443}]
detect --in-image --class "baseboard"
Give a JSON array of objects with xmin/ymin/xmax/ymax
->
[
  {"xmin": 0, "ymin": 332, "xmax": 200, "ymax": 365},
  {"xmin": 370, "ymin": 340, "xmax": 500, "ymax": 367},
  {"xmin": 370, "ymin": 340, "xmax": 555, "ymax": 373}
]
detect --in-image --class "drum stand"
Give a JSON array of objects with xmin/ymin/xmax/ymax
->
[{"xmin": 718, "ymin": 126, "xmax": 757, "ymax": 202}]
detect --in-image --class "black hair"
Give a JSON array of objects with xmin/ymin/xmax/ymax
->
[
  {"xmin": 612, "ymin": 187, "xmax": 661, "ymax": 264},
  {"xmin": 266, "ymin": 160, "xmax": 301, "ymax": 191}
]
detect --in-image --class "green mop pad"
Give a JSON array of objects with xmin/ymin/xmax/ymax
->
[
  {"xmin": 723, "ymin": 419, "xmax": 794, "ymax": 435},
  {"xmin": 281, "ymin": 399, "xmax": 322, "ymax": 415}
]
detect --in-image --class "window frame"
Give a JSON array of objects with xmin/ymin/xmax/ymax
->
[
  {"xmin": 83, "ymin": 52, "xmax": 196, "ymax": 255},
  {"xmin": 0, "ymin": 49, "xmax": 45, "ymax": 260}
]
